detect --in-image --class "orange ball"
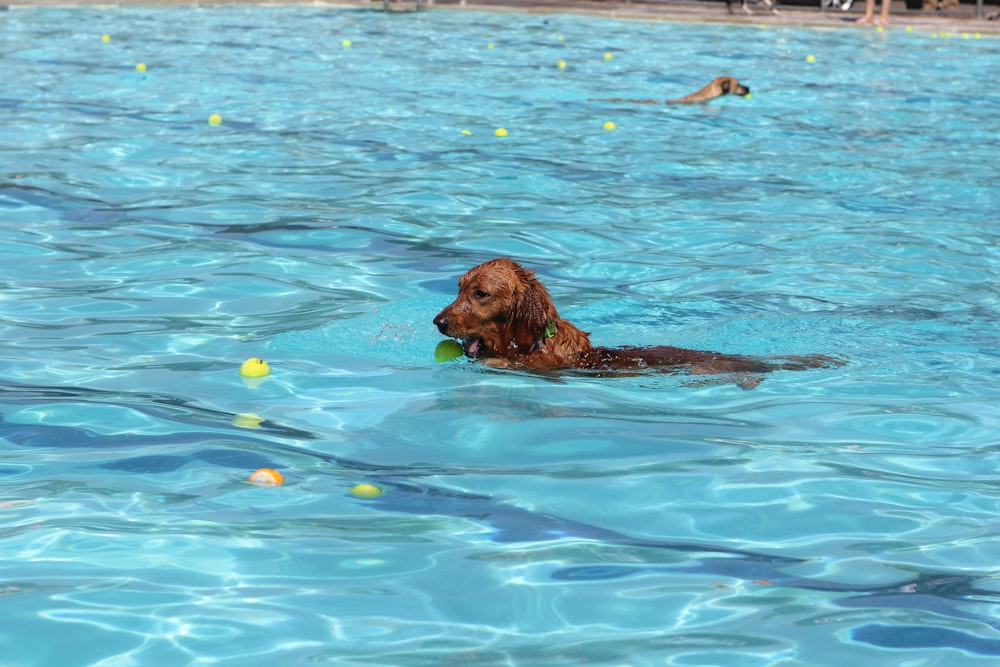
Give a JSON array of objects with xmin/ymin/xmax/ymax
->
[{"xmin": 249, "ymin": 468, "xmax": 284, "ymax": 486}]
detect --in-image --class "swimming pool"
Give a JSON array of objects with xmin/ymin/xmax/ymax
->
[{"xmin": 2, "ymin": 4, "xmax": 1000, "ymax": 665}]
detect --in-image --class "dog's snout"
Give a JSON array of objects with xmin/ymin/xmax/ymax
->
[{"xmin": 433, "ymin": 312, "xmax": 449, "ymax": 334}]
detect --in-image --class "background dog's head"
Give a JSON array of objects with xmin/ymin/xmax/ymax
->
[{"xmin": 718, "ymin": 77, "xmax": 750, "ymax": 97}]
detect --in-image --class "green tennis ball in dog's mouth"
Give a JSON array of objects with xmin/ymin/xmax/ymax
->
[{"xmin": 434, "ymin": 339, "xmax": 464, "ymax": 362}]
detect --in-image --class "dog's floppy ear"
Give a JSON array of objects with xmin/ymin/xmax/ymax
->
[
  {"xmin": 720, "ymin": 78, "xmax": 732, "ymax": 94},
  {"xmin": 509, "ymin": 266, "xmax": 557, "ymax": 352}
]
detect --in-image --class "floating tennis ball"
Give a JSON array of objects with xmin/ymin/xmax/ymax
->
[
  {"xmin": 460, "ymin": 129, "xmax": 472, "ymax": 135},
  {"xmin": 342, "ymin": 39, "xmax": 352, "ymax": 48},
  {"xmin": 806, "ymin": 55, "xmax": 816, "ymax": 63},
  {"xmin": 603, "ymin": 121, "xmax": 616, "ymax": 130},
  {"xmin": 208, "ymin": 113, "xmax": 223, "ymax": 126},
  {"xmin": 603, "ymin": 52, "xmax": 614, "ymax": 60},
  {"xmin": 249, "ymin": 468, "xmax": 284, "ymax": 486},
  {"xmin": 435, "ymin": 339, "xmax": 463, "ymax": 362},
  {"xmin": 239, "ymin": 357, "xmax": 270, "ymax": 378},
  {"xmin": 233, "ymin": 412, "xmax": 264, "ymax": 430},
  {"xmin": 494, "ymin": 127, "xmax": 508, "ymax": 137},
  {"xmin": 744, "ymin": 93, "xmax": 753, "ymax": 100},
  {"xmin": 101, "ymin": 34, "xmax": 111, "ymax": 43},
  {"xmin": 349, "ymin": 483, "xmax": 384, "ymax": 499},
  {"xmin": 557, "ymin": 60, "xmax": 566, "ymax": 69},
  {"xmin": 905, "ymin": 25, "xmax": 913, "ymax": 32},
  {"xmin": 135, "ymin": 63, "xmax": 147, "ymax": 72},
  {"xmin": 487, "ymin": 43, "xmax": 495, "ymax": 49}
]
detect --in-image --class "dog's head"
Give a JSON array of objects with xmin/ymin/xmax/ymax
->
[
  {"xmin": 433, "ymin": 258, "xmax": 559, "ymax": 360},
  {"xmin": 717, "ymin": 77, "xmax": 750, "ymax": 97}
]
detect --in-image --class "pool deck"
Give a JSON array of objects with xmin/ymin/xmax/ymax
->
[
  {"xmin": 4, "ymin": 0, "xmax": 998, "ymax": 35},
  {"xmin": 435, "ymin": 0, "xmax": 998, "ymax": 34}
]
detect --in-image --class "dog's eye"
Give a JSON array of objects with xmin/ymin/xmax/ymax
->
[{"xmin": 474, "ymin": 288, "xmax": 489, "ymax": 299}]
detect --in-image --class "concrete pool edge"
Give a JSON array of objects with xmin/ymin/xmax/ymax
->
[{"xmin": 3, "ymin": 0, "xmax": 998, "ymax": 34}]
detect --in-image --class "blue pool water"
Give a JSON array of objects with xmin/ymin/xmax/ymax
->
[{"xmin": 2, "ymin": 4, "xmax": 1000, "ymax": 665}]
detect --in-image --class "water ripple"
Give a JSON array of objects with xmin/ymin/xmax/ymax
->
[{"xmin": 2, "ymin": 7, "xmax": 1000, "ymax": 666}]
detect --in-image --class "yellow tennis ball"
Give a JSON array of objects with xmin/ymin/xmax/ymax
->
[
  {"xmin": 435, "ymin": 339, "xmax": 464, "ymax": 362},
  {"xmin": 905, "ymin": 25, "xmax": 913, "ymax": 32},
  {"xmin": 494, "ymin": 127, "xmax": 508, "ymax": 137},
  {"xmin": 557, "ymin": 35, "xmax": 565, "ymax": 41},
  {"xmin": 487, "ymin": 43, "xmax": 495, "ymax": 49},
  {"xmin": 342, "ymin": 39, "xmax": 352, "ymax": 48},
  {"xmin": 603, "ymin": 52, "xmax": 613, "ymax": 60},
  {"xmin": 806, "ymin": 55, "xmax": 816, "ymax": 63},
  {"xmin": 744, "ymin": 93, "xmax": 752, "ymax": 100},
  {"xmin": 876, "ymin": 25, "xmax": 884, "ymax": 33},
  {"xmin": 208, "ymin": 113, "xmax": 223, "ymax": 126},
  {"xmin": 603, "ymin": 121, "xmax": 616, "ymax": 130},
  {"xmin": 349, "ymin": 483, "xmax": 384, "ymax": 499},
  {"xmin": 233, "ymin": 413, "xmax": 264, "ymax": 430},
  {"xmin": 460, "ymin": 129, "xmax": 471, "ymax": 135},
  {"xmin": 101, "ymin": 34, "xmax": 111, "ymax": 43},
  {"xmin": 239, "ymin": 357, "xmax": 270, "ymax": 378},
  {"xmin": 975, "ymin": 33, "xmax": 982, "ymax": 39},
  {"xmin": 135, "ymin": 63, "xmax": 147, "ymax": 72},
  {"xmin": 557, "ymin": 60, "xmax": 567, "ymax": 69}
]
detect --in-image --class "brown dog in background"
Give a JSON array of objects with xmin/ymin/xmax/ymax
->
[
  {"xmin": 433, "ymin": 258, "xmax": 841, "ymax": 376},
  {"xmin": 597, "ymin": 77, "xmax": 750, "ymax": 105},
  {"xmin": 667, "ymin": 76, "xmax": 750, "ymax": 104}
]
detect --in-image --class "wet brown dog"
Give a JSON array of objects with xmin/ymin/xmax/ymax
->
[
  {"xmin": 598, "ymin": 77, "xmax": 750, "ymax": 106},
  {"xmin": 433, "ymin": 258, "xmax": 841, "ymax": 376},
  {"xmin": 667, "ymin": 76, "xmax": 750, "ymax": 104}
]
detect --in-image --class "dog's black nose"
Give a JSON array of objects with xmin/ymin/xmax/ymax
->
[{"xmin": 433, "ymin": 313, "xmax": 448, "ymax": 334}]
